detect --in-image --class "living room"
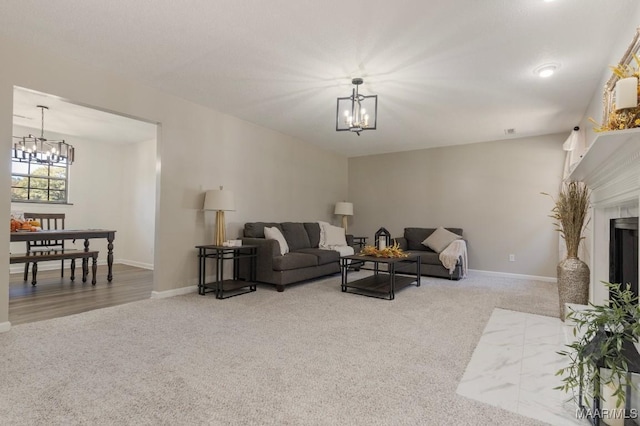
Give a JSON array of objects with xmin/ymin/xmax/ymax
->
[{"xmin": 1, "ymin": 1, "xmax": 640, "ymax": 424}]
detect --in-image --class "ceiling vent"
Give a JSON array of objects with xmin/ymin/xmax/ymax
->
[{"xmin": 504, "ymin": 128, "xmax": 516, "ymax": 135}]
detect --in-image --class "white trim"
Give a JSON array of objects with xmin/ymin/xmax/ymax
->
[
  {"xmin": 150, "ymin": 285, "xmax": 197, "ymax": 299},
  {"xmin": 117, "ymin": 259, "xmax": 154, "ymax": 270},
  {"xmin": 0, "ymin": 321, "xmax": 11, "ymax": 333},
  {"xmin": 468, "ymin": 269, "xmax": 557, "ymax": 283}
]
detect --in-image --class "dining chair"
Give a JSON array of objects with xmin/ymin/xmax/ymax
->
[{"xmin": 23, "ymin": 212, "xmax": 66, "ymax": 280}]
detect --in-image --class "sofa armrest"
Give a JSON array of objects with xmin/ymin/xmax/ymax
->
[
  {"xmin": 239, "ymin": 237, "xmax": 280, "ymax": 282},
  {"xmin": 241, "ymin": 237, "xmax": 280, "ymax": 257}
]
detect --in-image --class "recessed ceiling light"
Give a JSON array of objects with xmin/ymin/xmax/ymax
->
[
  {"xmin": 543, "ymin": 0, "xmax": 555, "ymax": 3},
  {"xmin": 534, "ymin": 64, "xmax": 559, "ymax": 78}
]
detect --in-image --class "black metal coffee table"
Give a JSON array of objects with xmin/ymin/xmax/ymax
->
[{"xmin": 339, "ymin": 253, "xmax": 421, "ymax": 300}]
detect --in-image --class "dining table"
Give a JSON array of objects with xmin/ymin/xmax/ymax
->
[{"xmin": 10, "ymin": 229, "xmax": 117, "ymax": 281}]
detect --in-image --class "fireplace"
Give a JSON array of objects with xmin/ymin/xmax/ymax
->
[
  {"xmin": 609, "ymin": 217, "xmax": 639, "ymax": 301},
  {"xmin": 568, "ymin": 128, "xmax": 640, "ymax": 305}
]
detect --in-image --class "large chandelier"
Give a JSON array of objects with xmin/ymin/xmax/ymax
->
[
  {"xmin": 12, "ymin": 105, "xmax": 75, "ymax": 164},
  {"xmin": 336, "ymin": 78, "xmax": 378, "ymax": 135}
]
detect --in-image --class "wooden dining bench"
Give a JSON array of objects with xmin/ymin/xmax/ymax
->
[{"xmin": 10, "ymin": 250, "xmax": 99, "ymax": 286}]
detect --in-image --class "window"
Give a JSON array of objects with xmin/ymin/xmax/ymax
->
[{"xmin": 11, "ymin": 155, "xmax": 69, "ymax": 203}]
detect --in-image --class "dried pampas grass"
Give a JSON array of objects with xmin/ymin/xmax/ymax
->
[{"xmin": 543, "ymin": 181, "xmax": 590, "ymax": 259}]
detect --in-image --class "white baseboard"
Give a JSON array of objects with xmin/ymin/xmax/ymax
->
[
  {"xmin": 151, "ymin": 285, "xmax": 198, "ymax": 299},
  {"xmin": 0, "ymin": 321, "xmax": 11, "ymax": 333},
  {"xmin": 117, "ymin": 259, "xmax": 154, "ymax": 270},
  {"xmin": 468, "ymin": 269, "xmax": 557, "ymax": 283}
]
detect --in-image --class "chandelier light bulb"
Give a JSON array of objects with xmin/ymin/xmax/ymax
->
[{"xmin": 336, "ymin": 77, "xmax": 378, "ymax": 135}]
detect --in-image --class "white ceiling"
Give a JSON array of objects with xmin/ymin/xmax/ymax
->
[
  {"xmin": 0, "ymin": 0, "xmax": 636, "ymax": 156},
  {"xmin": 13, "ymin": 88, "xmax": 157, "ymax": 145}
]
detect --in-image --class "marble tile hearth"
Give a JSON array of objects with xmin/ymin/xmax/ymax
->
[{"xmin": 457, "ymin": 308, "xmax": 587, "ymax": 425}]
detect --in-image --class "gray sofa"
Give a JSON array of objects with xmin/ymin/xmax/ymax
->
[
  {"xmin": 239, "ymin": 222, "xmax": 345, "ymax": 292},
  {"xmin": 394, "ymin": 227, "xmax": 465, "ymax": 280}
]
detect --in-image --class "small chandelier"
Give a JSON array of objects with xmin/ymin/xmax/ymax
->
[
  {"xmin": 336, "ymin": 77, "xmax": 378, "ymax": 135},
  {"xmin": 12, "ymin": 105, "xmax": 75, "ymax": 164}
]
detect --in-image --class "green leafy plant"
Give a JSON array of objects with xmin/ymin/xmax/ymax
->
[{"xmin": 556, "ymin": 282, "xmax": 640, "ymax": 408}]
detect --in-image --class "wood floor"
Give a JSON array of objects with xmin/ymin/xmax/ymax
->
[{"xmin": 9, "ymin": 263, "xmax": 153, "ymax": 325}]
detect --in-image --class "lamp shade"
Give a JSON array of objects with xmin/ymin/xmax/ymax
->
[
  {"xmin": 203, "ymin": 187, "xmax": 235, "ymax": 211},
  {"xmin": 334, "ymin": 202, "xmax": 353, "ymax": 216}
]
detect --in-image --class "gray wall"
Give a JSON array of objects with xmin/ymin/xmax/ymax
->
[
  {"xmin": 347, "ymin": 133, "xmax": 566, "ymax": 278},
  {"xmin": 0, "ymin": 35, "xmax": 348, "ymax": 327}
]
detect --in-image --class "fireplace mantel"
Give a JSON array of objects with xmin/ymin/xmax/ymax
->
[
  {"xmin": 568, "ymin": 128, "xmax": 640, "ymax": 305},
  {"xmin": 569, "ymin": 128, "xmax": 640, "ymax": 207}
]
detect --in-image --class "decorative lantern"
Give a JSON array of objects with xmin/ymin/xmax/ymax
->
[
  {"xmin": 578, "ymin": 332, "xmax": 640, "ymax": 426},
  {"xmin": 375, "ymin": 227, "xmax": 391, "ymax": 250}
]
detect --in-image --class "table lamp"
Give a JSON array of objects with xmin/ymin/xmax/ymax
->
[
  {"xmin": 204, "ymin": 186, "xmax": 236, "ymax": 246},
  {"xmin": 334, "ymin": 201, "xmax": 354, "ymax": 232}
]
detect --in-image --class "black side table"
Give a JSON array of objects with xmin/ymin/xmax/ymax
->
[
  {"xmin": 196, "ymin": 245, "xmax": 257, "ymax": 299},
  {"xmin": 351, "ymin": 236, "xmax": 368, "ymax": 251}
]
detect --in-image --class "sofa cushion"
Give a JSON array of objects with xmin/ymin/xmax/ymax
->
[
  {"xmin": 281, "ymin": 222, "xmax": 312, "ymax": 251},
  {"xmin": 264, "ymin": 226, "xmax": 289, "ymax": 256},
  {"xmin": 422, "ymin": 227, "xmax": 462, "ymax": 253},
  {"xmin": 405, "ymin": 250, "xmax": 458, "ymax": 266},
  {"xmin": 404, "ymin": 227, "xmax": 463, "ymax": 251},
  {"xmin": 416, "ymin": 250, "xmax": 443, "ymax": 265},
  {"xmin": 244, "ymin": 222, "xmax": 282, "ymax": 238},
  {"xmin": 304, "ymin": 223, "xmax": 321, "ymax": 248},
  {"xmin": 295, "ymin": 248, "xmax": 340, "ymax": 265},
  {"xmin": 405, "ymin": 228, "xmax": 436, "ymax": 251},
  {"xmin": 272, "ymin": 253, "xmax": 318, "ymax": 271}
]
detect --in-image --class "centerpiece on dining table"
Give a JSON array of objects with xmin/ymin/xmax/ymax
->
[
  {"xmin": 10, "ymin": 218, "xmax": 41, "ymax": 232},
  {"xmin": 358, "ymin": 241, "xmax": 408, "ymax": 258}
]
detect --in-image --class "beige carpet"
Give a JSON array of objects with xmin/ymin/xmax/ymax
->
[{"xmin": 0, "ymin": 271, "xmax": 558, "ymax": 425}]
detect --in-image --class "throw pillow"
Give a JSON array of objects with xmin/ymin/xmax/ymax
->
[
  {"xmin": 422, "ymin": 227, "xmax": 462, "ymax": 253},
  {"xmin": 324, "ymin": 224, "xmax": 347, "ymax": 246},
  {"xmin": 264, "ymin": 226, "xmax": 289, "ymax": 256},
  {"xmin": 317, "ymin": 221, "xmax": 331, "ymax": 247}
]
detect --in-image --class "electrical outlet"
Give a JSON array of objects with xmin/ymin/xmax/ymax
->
[{"xmin": 509, "ymin": 254, "xmax": 515, "ymax": 262}]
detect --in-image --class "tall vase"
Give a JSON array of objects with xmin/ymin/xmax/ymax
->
[{"xmin": 557, "ymin": 257, "xmax": 590, "ymax": 321}]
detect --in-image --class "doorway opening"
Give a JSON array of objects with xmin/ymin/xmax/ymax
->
[{"xmin": 9, "ymin": 86, "xmax": 159, "ymax": 325}]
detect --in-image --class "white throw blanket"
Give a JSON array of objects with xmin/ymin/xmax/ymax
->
[
  {"xmin": 317, "ymin": 221, "xmax": 354, "ymax": 257},
  {"xmin": 439, "ymin": 239, "xmax": 467, "ymax": 278},
  {"xmin": 327, "ymin": 244, "xmax": 355, "ymax": 257}
]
